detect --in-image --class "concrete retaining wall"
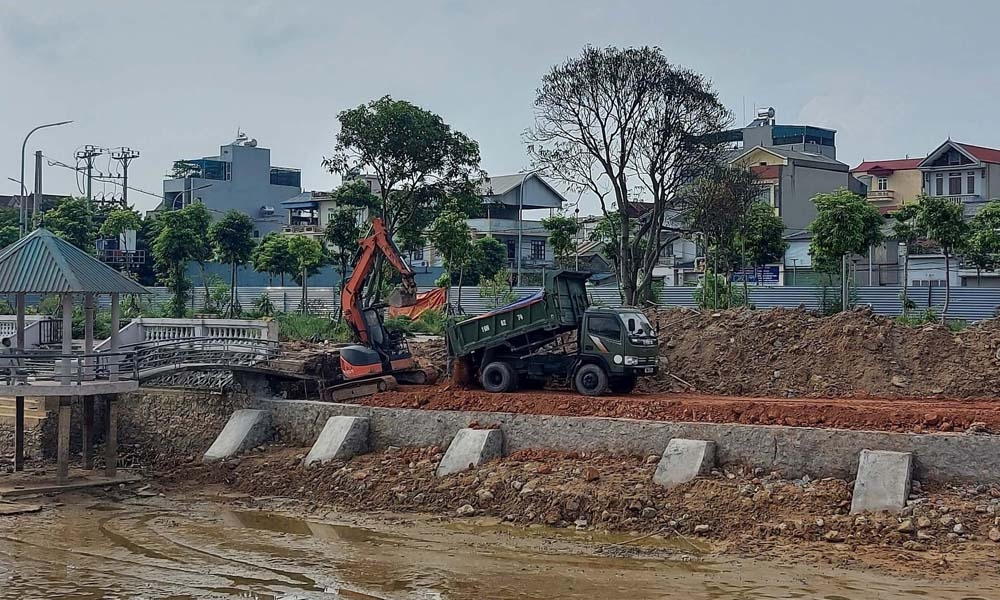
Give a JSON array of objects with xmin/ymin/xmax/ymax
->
[{"xmin": 265, "ymin": 399, "xmax": 1000, "ymax": 483}]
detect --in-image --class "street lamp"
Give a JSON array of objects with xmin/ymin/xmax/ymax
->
[
  {"xmin": 171, "ymin": 183, "xmax": 213, "ymax": 209},
  {"xmin": 20, "ymin": 120, "xmax": 73, "ymax": 236}
]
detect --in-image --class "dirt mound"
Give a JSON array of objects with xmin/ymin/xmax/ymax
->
[{"xmin": 649, "ymin": 307, "xmax": 1000, "ymax": 399}]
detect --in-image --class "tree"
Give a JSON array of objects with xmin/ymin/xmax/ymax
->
[
  {"xmin": 325, "ymin": 208, "xmax": 363, "ymax": 320},
  {"xmin": 480, "ymin": 267, "xmax": 516, "ymax": 309},
  {"xmin": 541, "ymin": 213, "xmax": 581, "ymax": 267},
  {"xmin": 807, "ymin": 188, "xmax": 884, "ymax": 310},
  {"xmin": 428, "ymin": 209, "xmax": 474, "ymax": 309},
  {"xmin": 891, "ymin": 203, "xmax": 920, "ymax": 315},
  {"xmin": 40, "ymin": 197, "xmax": 95, "ymax": 252},
  {"xmin": 286, "ymin": 235, "xmax": 326, "ymax": 313},
  {"xmin": 914, "ymin": 194, "xmax": 969, "ymax": 321},
  {"xmin": 0, "ymin": 207, "xmax": 20, "ymax": 248},
  {"xmin": 966, "ymin": 200, "xmax": 1000, "ymax": 286},
  {"xmin": 150, "ymin": 204, "xmax": 208, "ymax": 317},
  {"xmin": 99, "ymin": 208, "xmax": 143, "ymax": 276},
  {"xmin": 683, "ymin": 165, "xmax": 763, "ymax": 304},
  {"xmin": 528, "ymin": 45, "xmax": 729, "ymax": 305},
  {"xmin": 471, "ymin": 236, "xmax": 506, "ymax": 283},
  {"xmin": 251, "ymin": 232, "xmax": 296, "ymax": 286},
  {"xmin": 209, "ymin": 210, "xmax": 256, "ymax": 317},
  {"xmin": 740, "ymin": 201, "xmax": 788, "ymax": 291},
  {"xmin": 323, "ymin": 96, "xmax": 485, "ymax": 301}
]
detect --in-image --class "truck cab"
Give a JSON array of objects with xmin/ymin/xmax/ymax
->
[{"xmin": 575, "ymin": 308, "xmax": 658, "ymax": 395}]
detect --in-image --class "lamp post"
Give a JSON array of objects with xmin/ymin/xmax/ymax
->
[{"xmin": 20, "ymin": 120, "xmax": 73, "ymax": 236}]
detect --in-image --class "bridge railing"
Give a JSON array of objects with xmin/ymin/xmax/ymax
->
[
  {"xmin": 0, "ymin": 349, "xmax": 138, "ymax": 385},
  {"xmin": 96, "ymin": 317, "xmax": 279, "ymax": 351},
  {"xmin": 122, "ymin": 337, "xmax": 280, "ymax": 376}
]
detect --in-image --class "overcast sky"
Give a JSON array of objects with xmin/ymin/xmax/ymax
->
[{"xmin": 2, "ymin": 0, "xmax": 998, "ymax": 215}]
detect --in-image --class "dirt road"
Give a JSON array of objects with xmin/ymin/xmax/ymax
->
[{"xmin": 358, "ymin": 385, "xmax": 1000, "ymax": 433}]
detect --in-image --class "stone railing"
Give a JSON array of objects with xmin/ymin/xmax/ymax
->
[
  {"xmin": 0, "ymin": 316, "xmax": 62, "ymax": 349},
  {"xmin": 96, "ymin": 317, "xmax": 278, "ymax": 351}
]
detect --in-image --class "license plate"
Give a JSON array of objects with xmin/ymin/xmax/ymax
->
[{"xmin": 644, "ymin": 367, "xmax": 654, "ymax": 374}]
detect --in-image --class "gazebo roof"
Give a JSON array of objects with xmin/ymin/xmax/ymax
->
[{"xmin": 0, "ymin": 228, "xmax": 149, "ymax": 294}]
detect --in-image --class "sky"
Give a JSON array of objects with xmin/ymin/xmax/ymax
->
[{"xmin": 2, "ymin": 0, "xmax": 998, "ymax": 216}]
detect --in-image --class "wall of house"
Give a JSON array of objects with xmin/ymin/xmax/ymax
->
[
  {"xmin": 891, "ymin": 170, "xmax": 924, "ymax": 204},
  {"xmin": 987, "ymin": 163, "xmax": 1000, "ymax": 199},
  {"xmin": 779, "ymin": 164, "xmax": 850, "ymax": 233}
]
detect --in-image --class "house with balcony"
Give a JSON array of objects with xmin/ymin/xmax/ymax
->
[
  {"xmin": 158, "ymin": 133, "xmax": 301, "ymax": 237},
  {"xmin": 917, "ymin": 140, "xmax": 1000, "ymax": 217},
  {"xmin": 851, "ymin": 158, "xmax": 923, "ymax": 214}
]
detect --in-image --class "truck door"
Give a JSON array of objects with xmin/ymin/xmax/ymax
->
[{"xmin": 583, "ymin": 315, "xmax": 622, "ymax": 355}]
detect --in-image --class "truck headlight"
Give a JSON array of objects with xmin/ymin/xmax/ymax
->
[{"xmin": 624, "ymin": 356, "xmax": 638, "ymax": 366}]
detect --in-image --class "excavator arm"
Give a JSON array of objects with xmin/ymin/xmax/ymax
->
[{"xmin": 341, "ymin": 217, "xmax": 417, "ymax": 344}]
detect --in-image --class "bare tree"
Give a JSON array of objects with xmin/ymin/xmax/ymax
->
[{"xmin": 528, "ymin": 46, "xmax": 729, "ymax": 304}]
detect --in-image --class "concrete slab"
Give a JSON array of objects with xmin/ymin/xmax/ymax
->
[
  {"xmin": 203, "ymin": 409, "xmax": 273, "ymax": 463},
  {"xmin": 850, "ymin": 449, "xmax": 913, "ymax": 514},
  {"xmin": 0, "ymin": 471, "xmax": 142, "ymax": 499},
  {"xmin": 652, "ymin": 438, "xmax": 716, "ymax": 488},
  {"xmin": 436, "ymin": 428, "xmax": 503, "ymax": 477},
  {"xmin": 304, "ymin": 416, "xmax": 371, "ymax": 465}
]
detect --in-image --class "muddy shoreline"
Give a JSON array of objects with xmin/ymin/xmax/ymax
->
[{"xmin": 153, "ymin": 445, "xmax": 1000, "ymax": 585}]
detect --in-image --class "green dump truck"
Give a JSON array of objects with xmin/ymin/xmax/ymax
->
[{"xmin": 445, "ymin": 271, "xmax": 658, "ymax": 396}]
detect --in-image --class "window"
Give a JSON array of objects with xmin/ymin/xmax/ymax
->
[
  {"xmin": 253, "ymin": 229, "xmax": 261, "ymax": 238},
  {"xmin": 411, "ymin": 247, "xmax": 424, "ymax": 261},
  {"xmin": 968, "ymin": 172, "xmax": 976, "ymax": 195},
  {"xmin": 505, "ymin": 239, "xmax": 516, "ymax": 259},
  {"xmin": 935, "ymin": 173, "xmax": 944, "ymax": 195},
  {"xmin": 876, "ymin": 177, "xmax": 888, "ymax": 191},
  {"xmin": 530, "ymin": 240, "xmax": 545, "ymax": 260},
  {"xmin": 588, "ymin": 315, "xmax": 621, "ymax": 339},
  {"xmin": 949, "ymin": 172, "xmax": 962, "ymax": 195},
  {"xmin": 948, "ymin": 151, "xmax": 961, "ymax": 166}
]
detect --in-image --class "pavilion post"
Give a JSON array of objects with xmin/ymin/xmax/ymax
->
[
  {"xmin": 81, "ymin": 395, "xmax": 93, "ymax": 469},
  {"xmin": 13, "ymin": 293, "xmax": 25, "ymax": 471},
  {"xmin": 61, "ymin": 294, "xmax": 73, "ymax": 384},
  {"xmin": 110, "ymin": 293, "xmax": 120, "ymax": 381},
  {"xmin": 84, "ymin": 293, "xmax": 94, "ymax": 380},
  {"xmin": 104, "ymin": 395, "xmax": 118, "ymax": 478},
  {"xmin": 56, "ymin": 396, "xmax": 71, "ymax": 483},
  {"xmin": 15, "ymin": 293, "xmax": 24, "ymax": 350}
]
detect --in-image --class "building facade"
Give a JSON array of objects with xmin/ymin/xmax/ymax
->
[
  {"xmin": 160, "ymin": 134, "xmax": 302, "ymax": 237},
  {"xmin": 851, "ymin": 158, "xmax": 923, "ymax": 214},
  {"xmin": 917, "ymin": 141, "xmax": 1000, "ymax": 218}
]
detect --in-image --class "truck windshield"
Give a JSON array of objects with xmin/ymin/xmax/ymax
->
[{"xmin": 621, "ymin": 312, "xmax": 654, "ymax": 336}]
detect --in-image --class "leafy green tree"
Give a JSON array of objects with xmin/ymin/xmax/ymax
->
[
  {"xmin": 0, "ymin": 207, "xmax": 20, "ymax": 248},
  {"xmin": 528, "ymin": 46, "xmax": 729, "ymax": 305},
  {"xmin": 966, "ymin": 199, "xmax": 1000, "ymax": 286},
  {"xmin": 914, "ymin": 194, "xmax": 969, "ymax": 320},
  {"xmin": 541, "ymin": 213, "xmax": 581, "ymax": 267},
  {"xmin": 325, "ymin": 207, "xmax": 363, "ymax": 319},
  {"xmin": 479, "ymin": 267, "xmax": 516, "ymax": 309},
  {"xmin": 286, "ymin": 235, "xmax": 326, "ymax": 313},
  {"xmin": 739, "ymin": 201, "xmax": 788, "ymax": 291},
  {"xmin": 891, "ymin": 203, "xmax": 920, "ymax": 314},
  {"xmin": 808, "ymin": 189, "xmax": 884, "ymax": 310},
  {"xmin": 251, "ymin": 232, "xmax": 296, "ymax": 286},
  {"xmin": 323, "ymin": 96, "xmax": 485, "ymax": 300},
  {"xmin": 471, "ymin": 236, "xmax": 506, "ymax": 283},
  {"xmin": 150, "ymin": 204, "xmax": 209, "ymax": 317},
  {"xmin": 40, "ymin": 197, "xmax": 95, "ymax": 252},
  {"xmin": 209, "ymin": 210, "xmax": 256, "ymax": 317},
  {"xmin": 428, "ymin": 208, "xmax": 474, "ymax": 308}
]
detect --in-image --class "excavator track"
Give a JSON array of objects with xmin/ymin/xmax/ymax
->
[{"xmin": 321, "ymin": 375, "xmax": 398, "ymax": 402}]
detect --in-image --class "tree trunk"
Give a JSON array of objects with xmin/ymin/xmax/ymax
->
[
  {"xmin": 457, "ymin": 261, "xmax": 464, "ymax": 311},
  {"xmin": 337, "ymin": 262, "xmax": 347, "ymax": 322},
  {"xmin": 301, "ymin": 266, "xmax": 308, "ymax": 314},
  {"xmin": 199, "ymin": 263, "xmax": 210, "ymax": 313},
  {"xmin": 942, "ymin": 250, "xmax": 951, "ymax": 323},
  {"xmin": 280, "ymin": 272, "xmax": 285, "ymax": 287}
]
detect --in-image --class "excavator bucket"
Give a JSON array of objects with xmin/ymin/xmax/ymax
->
[{"xmin": 386, "ymin": 286, "xmax": 416, "ymax": 308}]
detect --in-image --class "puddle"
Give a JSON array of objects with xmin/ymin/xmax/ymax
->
[{"xmin": 0, "ymin": 498, "xmax": 994, "ymax": 599}]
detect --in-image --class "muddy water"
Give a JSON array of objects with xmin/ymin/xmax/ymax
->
[{"xmin": 0, "ymin": 495, "xmax": 991, "ymax": 600}]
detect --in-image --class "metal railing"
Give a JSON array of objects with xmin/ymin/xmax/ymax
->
[
  {"xmin": 122, "ymin": 337, "xmax": 280, "ymax": 377},
  {"xmin": 0, "ymin": 350, "xmax": 138, "ymax": 386}
]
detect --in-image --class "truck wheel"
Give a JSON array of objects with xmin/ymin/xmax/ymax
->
[
  {"xmin": 574, "ymin": 364, "xmax": 608, "ymax": 396},
  {"xmin": 609, "ymin": 376, "xmax": 637, "ymax": 394},
  {"xmin": 481, "ymin": 361, "xmax": 517, "ymax": 393}
]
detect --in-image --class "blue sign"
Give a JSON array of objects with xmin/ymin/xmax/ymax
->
[{"xmin": 731, "ymin": 265, "xmax": 781, "ymax": 284}]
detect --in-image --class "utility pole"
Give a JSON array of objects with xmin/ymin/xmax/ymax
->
[
  {"xmin": 111, "ymin": 147, "xmax": 140, "ymax": 207},
  {"xmin": 74, "ymin": 145, "xmax": 102, "ymax": 207},
  {"xmin": 31, "ymin": 151, "xmax": 42, "ymax": 229}
]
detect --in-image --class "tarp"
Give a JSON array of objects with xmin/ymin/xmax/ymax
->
[
  {"xmin": 388, "ymin": 287, "xmax": 447, "ymax": 319},
  {"xmin": 471, "ymin": 289, "xmax": 544, "ymax": 320}
]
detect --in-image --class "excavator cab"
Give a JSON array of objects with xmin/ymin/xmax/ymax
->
[{"xmin": 340, "ymin": 307, "xmax": 416, "ymax": 381}]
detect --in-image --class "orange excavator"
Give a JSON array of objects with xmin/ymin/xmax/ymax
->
[{"xmin": 333, "ymin": 217, "xmax": 437, "ymax": 391}]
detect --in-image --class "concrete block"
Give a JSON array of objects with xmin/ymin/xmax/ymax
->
[
  {"xmin": 652, "ymin": 438, "xmax": 716, "ymax": 488},
  {"xmin": 203, "ymin": 409, "xmax": 273, "ymax": 463},
  {"xmin": 436, "ymin": 428, "xmax": 503, "ymax": 477},
  {"xmin": 850, "ymin": 449, "xmax": 912, "ymax": 514},
  {"xmin": 304, "ymin": 416, "xmax": 371, "ymax": 466}
]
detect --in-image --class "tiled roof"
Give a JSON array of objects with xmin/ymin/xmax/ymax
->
[
  {"xmin": 957, "ymin": 143, "xmax": 1000, "ymax": 164},
  {"xmin": 852, "ymin": 158, "xmax": 923, "ymax": 173},
  {"xmin": 0, "ymin": 229, "xmax": 149, "ymax": 294}
]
